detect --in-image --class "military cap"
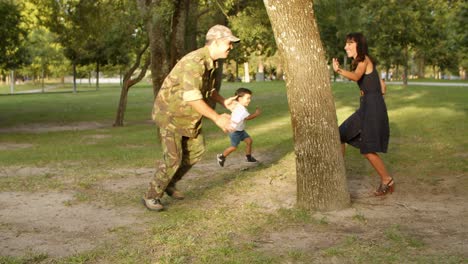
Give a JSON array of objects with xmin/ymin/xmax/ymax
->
[{"xmin": 206, "ymin": 25, "xmax": 240, "ymax": 43}]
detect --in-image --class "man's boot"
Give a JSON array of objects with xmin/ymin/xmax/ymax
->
[
  {"xmin": 141, "ymin": 197, "xmax": 164, "ymax": 211},
  {"xmin": 165, "ymin": 187, "xmax": 185, "ymax": 200}
]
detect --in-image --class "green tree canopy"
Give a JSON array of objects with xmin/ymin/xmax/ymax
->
[{"xmin": 0, "ymin": 0, "xmax": 29, "ymax": 70}]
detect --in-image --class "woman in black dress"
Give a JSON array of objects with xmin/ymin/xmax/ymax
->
[{"xmin": 332, "ymin": 33, "xmax": 394, "ymax": 196}]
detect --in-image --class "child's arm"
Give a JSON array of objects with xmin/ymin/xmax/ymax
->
[{"xmin": 245, "ymin": 107, "xmax": 261, "ymax": 120}]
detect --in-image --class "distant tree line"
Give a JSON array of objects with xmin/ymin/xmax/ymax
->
[{"xmin": 1, "ymin": 0, "xmax": 466, "ymax": 89}]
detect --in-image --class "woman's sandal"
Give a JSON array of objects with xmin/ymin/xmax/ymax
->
[{"xmin": 374, "ymin": 178, "xmax": 395, "ymax": 196}]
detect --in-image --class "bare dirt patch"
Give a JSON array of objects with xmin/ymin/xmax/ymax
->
[
  {"xmin": 0, "ymin": 143, "xmax": 33, "ymax": 151},
  {"xmin": 0, "ymin": 191, "xmax": 140, "ymax": 257},
  {"xmin": 253, "ymin": 166, "xmax": 468, "ymax": 258},
  {"xmin": 100, "ymin": 168, "xmax": 153, "ymax": 192},
  {"xmin": 0, "ymin": 166, "xmax": 57, "ymax": 178}
]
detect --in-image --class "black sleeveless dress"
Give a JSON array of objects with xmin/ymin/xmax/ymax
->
[{"xmin": 339, "ymin": 66, "xmax": 389, "ymax": 154}]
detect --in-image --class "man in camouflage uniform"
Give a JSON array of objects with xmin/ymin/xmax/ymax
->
[{"xmin": 142, "ymin": 25, "xmax": 240, "ymax": 211}]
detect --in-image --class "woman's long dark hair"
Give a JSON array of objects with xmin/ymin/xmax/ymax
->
[{"xmin": 346, "ymin": 32, "xmax": 376, "ymax": 69}]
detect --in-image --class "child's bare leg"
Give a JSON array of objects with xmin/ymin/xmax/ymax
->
[
  {"xmin": 223, "ymin": 146, "xmax": 237, "ymax": 157},
  {"xmin": 244, "ymin": 137, "xmax": 253, "ymax": 155}
]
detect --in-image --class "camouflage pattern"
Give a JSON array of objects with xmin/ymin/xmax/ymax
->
[
  {"xmin": 152, "ymin": 46, "xmax": 218, "ymax": 138},
  {"xmin": 146, "ymin": 46, "xmax": 218, "ymax": 199},
  {"xmin": 206, "ymin": 24, "xmax": 240, "ymax": 42},
  {"xmin": 146, "ymin": 128, "xmax": 205, "ymax": 199}
]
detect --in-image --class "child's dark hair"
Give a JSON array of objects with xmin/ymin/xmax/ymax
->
[{"xmin": 235, "ymin": 87, "xmax": 252, "ymax": 98}]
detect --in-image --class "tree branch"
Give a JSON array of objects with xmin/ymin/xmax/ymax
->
[
  {"xmin": 123, "ymin": 41, "xmax": 149, "ymax": 83},
  {"xmin": 214, "ymin": 0, "xmax": 229, "ymax": 20},
  {"xmin": 128, "ymin": 56, "xmax": 150, "ymax": 87}
]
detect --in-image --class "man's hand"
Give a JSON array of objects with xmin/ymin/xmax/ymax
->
[{"xmin": 215, "ymin": 113, "xmax": 234, "ymax": 133}]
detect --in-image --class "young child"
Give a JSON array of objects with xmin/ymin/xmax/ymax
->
[{"xmin": 217, "ymin": 88, "xmax": 261, "ymax": 167}]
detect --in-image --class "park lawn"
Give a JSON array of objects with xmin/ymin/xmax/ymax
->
[
  {"xmin": 0, "ymin": 81, "xmax": 466, "ymax": 263},
  {"xmin": 407, "ymin": 78, "xmax": 468, "ymax": 83}
]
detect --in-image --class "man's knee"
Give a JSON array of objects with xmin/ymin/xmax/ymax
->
[{"xmin": 187, "ymin": 145, "xmax": 205, "ymax": 165}]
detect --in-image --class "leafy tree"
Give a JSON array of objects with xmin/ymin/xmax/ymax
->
[
  {"xmin": 0, "ymin": 0, "xmax": 29, "ymax": 78},
  {"xmin": 113, "ymin": 0, "xmax": 151, "ymax": 126},
  {"xmin": 264, "ymin": 0, "xmax": 350, "ymax": 211},
  {"xmin": 228, "ymin": 0, "xmax": 276, "ymax": 80},
  {"xmin": 33, "ymin": 0, "xmax": 87, "ymax": 92},
  {"xmin": 15, "ymin": 0, "xmax": 68, "ymax": 84},
  {"xmin": 364, "ymin": 0, "xmax": 428, "ymax": 84},
  {"xmin": 454, "ymin": 0, "xmax": 468, "ymax": 79},
  {"xmin": 447, "ymin": 0, "xmax": 467, "ymax": 78},
  {"xmin": 23, "ymin": 28, "xmax": 65, "ymax": 89},
  {"xmin": 139, "ymin": 0, "xmax": 188, "ymax": 97},
  {"xmin": 33, "ymin": 0, "xmax": 135, "ymax": 91},
  {"xmin": 314, "ymin": 0, "xmax": 365, "ymax": 79}
]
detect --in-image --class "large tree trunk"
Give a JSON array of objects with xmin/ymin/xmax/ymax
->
[
  {"xmin": 185, "ymin": 0, "xmax": 200, "ymax": 53},
  {"xmin": 264, "ymin": 0, "xmax": 350, "ymax": 211},
  {"xmin": 148, "ymin": 19, "xmax": 169, "ymax": 98},
  {"xmin": 137, "ymin": 0, "xmax": 169, "ymax": 98},
  {"xmin": 170, "ymin": 0, "xmax": 189, "ymax": 67},
  {"xmin": 140, "ymin": 0, "xmax": 189, "ymax": 98}
]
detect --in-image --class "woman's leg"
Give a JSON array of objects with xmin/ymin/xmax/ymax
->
[{"xmin": 362, "ymin": 152, "xmax": 392, "ymax": 184}]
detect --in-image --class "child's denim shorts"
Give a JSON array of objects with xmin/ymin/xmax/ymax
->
[{"xmin": 229, "ymin": 130, "xmax": 250, "ymax": 147}]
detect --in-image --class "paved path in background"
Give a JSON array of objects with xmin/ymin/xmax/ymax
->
[
  {"xmin": 386, "ymin": 81, "xmax": 468, "ymax": 87},
  {"xmin": 14, "ymin": 84, "xmax": 61, "ymax": 94}
]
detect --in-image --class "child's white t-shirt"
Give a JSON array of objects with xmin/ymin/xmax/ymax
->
[{"xmin": 230, "ymin": 103, "xmax": 250, "ymax": 131}]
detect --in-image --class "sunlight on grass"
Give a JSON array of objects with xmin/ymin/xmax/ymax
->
[{"xmin": 0, "ymin": 81, "xmax": 467, "ymax": 262}]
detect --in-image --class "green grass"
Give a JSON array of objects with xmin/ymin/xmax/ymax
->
[
  {"xmin": 407, "ymin": 78, "xmax": 468, "ymax": 83},
  {"xmin": 0, "ymin": 80, "xmax": 467, "ymax": 263}
]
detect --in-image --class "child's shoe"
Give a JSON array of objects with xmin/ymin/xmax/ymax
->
[
  {"xmin": 246, "ymin": 155, "xmax": 258, "ymax": 163},
  {"xmin": 217, "ymin": 154, "xmax": 226, "ymax": 167}
]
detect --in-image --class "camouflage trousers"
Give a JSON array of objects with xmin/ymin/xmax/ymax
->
[{"xmin": 146, "ymin": 128, "xmax": 205, "ymax": 199}]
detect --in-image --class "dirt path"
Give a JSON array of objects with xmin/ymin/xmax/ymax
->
[{"xmin": 1, "ymin": 152, "xmax": 467, "ymax": 259}]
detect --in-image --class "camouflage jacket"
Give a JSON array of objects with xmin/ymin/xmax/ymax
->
[{"xmin": 152, "ymin": 46, "xmax": 218, "ymax": 137}]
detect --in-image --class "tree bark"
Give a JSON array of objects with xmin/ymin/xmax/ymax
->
[
  {"xmin": 141, "ymin": 0, "xmax": 189, "ymax": 98},
  {"xmin": 96, "ymin": 61, "xmax": 100, "ymax": 91},
  {"xmin": 137, "ymin": 0, "xmax": 169, "ymax": 98},
  {"xmin": 148, "ymin": 20, "xmax": 169, "ymax": 98},
  {"xmin": 170, "ymin": 0, "xmax": 189, "ymax": 67},
  {"xmin": 403, "ymin": 46, "xmax": 408, "ymax": 86},
  {"xmin": 9, "ymin": 70, "xmax": 15, "ymax": 94},
  {"xmin": 264, "ymin": 0, "xmax": 349, "ymax": 211},
  {"xmin": 185, "ymin": 0, "xmax": 200, "ymax": 53},
  {"xmin": 72, "ymin": 62, "xmax": 77, "ymax": 93}
]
